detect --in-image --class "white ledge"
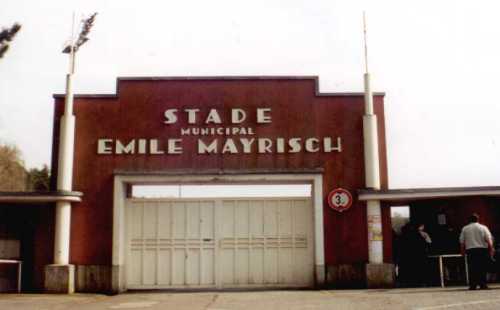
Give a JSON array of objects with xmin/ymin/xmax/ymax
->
[
  {"xmin": 0, "ymin": 191, "xmax": 83, "ymax": 204},
  {"xmin": 358, "ymin": 187, "xmax": 500, "ymax": 201}
]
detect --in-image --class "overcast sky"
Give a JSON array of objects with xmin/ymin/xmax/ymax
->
[{"xmin": 1, "ymin": 0, "xmax": 499, "ymax": 189}]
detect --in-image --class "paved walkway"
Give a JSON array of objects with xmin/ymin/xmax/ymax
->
[{"xmin": 1, "ymin": 285, "xmax": 500, "ymax": 310}]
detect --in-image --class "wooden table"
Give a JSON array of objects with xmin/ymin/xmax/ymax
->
[
  {"xmin": 428, "ymin": 254, "xmax": 468, "ymax": 288},
  {"xmin": 0, "ymin": 259, "xmax": 22, "ymax": 293}
]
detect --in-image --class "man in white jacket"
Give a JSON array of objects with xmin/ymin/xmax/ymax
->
[{"xmin": 460, "ymin": 213, "xmax": 494, "ymax": 290}]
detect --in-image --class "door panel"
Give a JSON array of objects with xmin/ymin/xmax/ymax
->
[{"xmin": 126, "ymin": 197, "xmax": 313, "ymax": 289}]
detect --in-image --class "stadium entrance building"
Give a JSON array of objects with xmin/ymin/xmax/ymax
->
[
  {"xmin": 52, "ymin": 76, "xmax": 391, "ymax": 292},
  {"xmin": 53, "ymin": 76, "xmax": 390, "ymax": 292},
  {"xmin": 1, "ymin": 76, "xmax": 499, "ymax": 293}
]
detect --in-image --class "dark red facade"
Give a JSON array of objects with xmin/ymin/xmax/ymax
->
[{"xmin": 50, "ymin": 77, "xmax": 389, "ymax": 276}]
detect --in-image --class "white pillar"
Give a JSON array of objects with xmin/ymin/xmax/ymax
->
[
  {"xmin": 313, "ymin": 175, "xmax": 325, "ymax": 285},
  {"xmin": 363, "ymin": 114, "xmax": 380, "ymax": 190},
  {"xmin": 54, "ymin": 201, "xmax": 72, "ymax": 264},
  {"xmin": 54, "ymin": 72, "xmax": 76, "ymax": 265},
  {"xmin": 57, "ymin": 112, "xmax": 75, "ymax": 190},
  {"xmin": 363, "ymin": 72, "xmax": 384, "ymax": 264},
  {"xmin": 367, "ymin": 200, "xmax": 383, "ymax": 264}
]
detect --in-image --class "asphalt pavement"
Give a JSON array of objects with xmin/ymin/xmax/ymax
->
[{"xmin": 1, "ymin": 285, "xmax": 500, "ymax": 310}]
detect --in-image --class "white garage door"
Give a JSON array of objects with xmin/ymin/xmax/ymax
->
[{"xmin": 125, "ymin": 198, "xmax": 314, "ymax": 289}]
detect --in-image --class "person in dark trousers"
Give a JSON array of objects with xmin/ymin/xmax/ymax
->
[
  {"xmin": 415, "ymin": 223, "xmax": 432, "ymax": 285},
  {"xmin": 459, "ymin": 213, "xmax": 494, "ymax": 290},
  {"xmin": 398, "ymin": 222, "xmax": 432, "ymax": 287}
]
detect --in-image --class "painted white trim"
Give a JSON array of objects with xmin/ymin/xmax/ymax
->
[
  {"xmin": 112, "ymin": 176, "xmax": 127, "ymax": 292},
  {"xmin": 113, "ymin": 177, "xmax": 125, "ymax": 266},
  {"xmin": 112, "ymin": 173, "xmax": 325, "ymax": 289},
  {"xmin": 0, "ymin": 196, "xmax": 81, "ymax": 203},
  {"xmin": 313, "ymin": 174, "xmax": 325, "ymax": 285},
  {"xmin": 128, "ymin": 196, "xmax": 310, "ymax": 202},
  {"xmin": 359, "ymin": 190, "xmax": 500, "ymax": 201}
]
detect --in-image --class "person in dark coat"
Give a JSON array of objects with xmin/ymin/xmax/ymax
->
[{"xmin": 398, "ymin": 222, "xmax": 432, "ymax": 287}]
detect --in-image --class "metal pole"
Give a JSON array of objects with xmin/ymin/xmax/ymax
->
[
  {"xmin": 464, "ymin": 255, "xmax": 469, "ymax": 285},
  {"xmin": 363, "ymin": 12, "xmax": 383, "ymax": 264},
  {"xmin": 54, "ymin": 15, "xmax": 76, "ymax": 265},
  {"xmin": 439, "ymin": 256, "xmax": 444, "ymax": 288},
  {"xmin": 17, "ymin": 261, "xmax": 22, "ymax": 293}
]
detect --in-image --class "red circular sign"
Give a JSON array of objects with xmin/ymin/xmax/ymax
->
[{"xmin": 328, "ymin": 188, "xmax": 353, "ymax": 212}]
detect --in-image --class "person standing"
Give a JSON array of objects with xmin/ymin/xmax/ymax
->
[
  {"xmin": 459, "ymin": 213, "xmax": 494, "ymax": 290},
  {"xmin": 416, "ymin": 224, "xmax": 432, "ymax": 285},
  {"xmin": 398, "ymin": 222, "xmax": 432, "ymax": 287}
]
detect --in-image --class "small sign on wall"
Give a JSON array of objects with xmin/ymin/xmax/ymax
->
[
  {"xmin": 327, "ymin": 188, "xmax": 353, "ymax": 212},
  {"xmin": 437, "ymin": 213, "xmax": 447, "ymax": 225}
]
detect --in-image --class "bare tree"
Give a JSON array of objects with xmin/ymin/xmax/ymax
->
[{"xmin": 0, "ymin": 23, "xmax": 21, "ymax": 59}]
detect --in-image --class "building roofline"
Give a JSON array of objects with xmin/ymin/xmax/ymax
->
[
  {"xmin": 358, "ymin": 186, "xmax": 500, "ymax": 201},
  {"xmin": 53, "ymin": 76, "xmax": 385, "ymax": 99}
]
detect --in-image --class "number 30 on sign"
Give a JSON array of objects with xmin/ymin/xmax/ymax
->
[{"xmin": 327, "ymin": 188, "xmax": 353, "ymax": 212}]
